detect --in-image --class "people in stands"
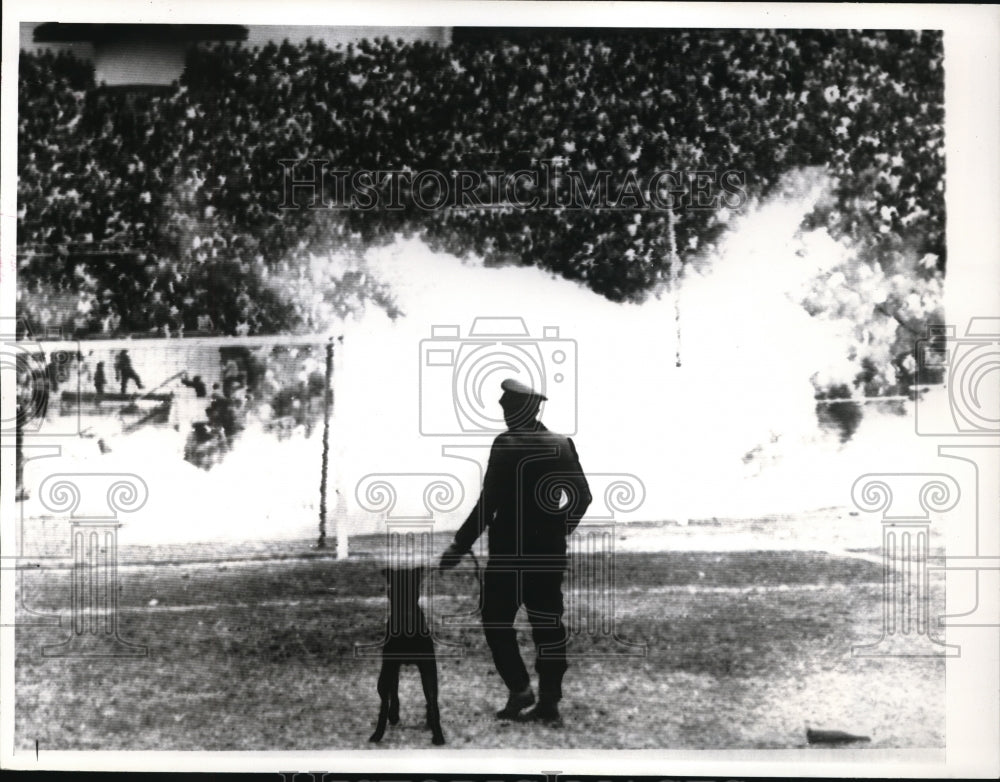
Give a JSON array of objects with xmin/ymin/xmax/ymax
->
[
  {"xmin": 15, "ymin": 32, "xmax": 943, "ymax": 356},
  {"xmin": 196, "ymin": 313, "xmax": 215, "ymax": 333}
]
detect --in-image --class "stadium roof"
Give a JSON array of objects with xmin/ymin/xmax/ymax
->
[
  {"xmin": 33, "ymin": 23, "xmax": 248, "ymax": 43},
  {"xmin": 32, "ymin": 23, "xmax": 250, "ymax": 89}
]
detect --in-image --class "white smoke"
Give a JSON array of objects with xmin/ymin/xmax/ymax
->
[
  {"xmin": 24, "ymin": 174, "xmax": 943, "ymax": 547},
  {"xmin": 329, "ymin": 174, "xmax": 939, "ymax": 531}
]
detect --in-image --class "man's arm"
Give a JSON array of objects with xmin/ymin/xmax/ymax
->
[
  {"xmin": 450, "ymin": 495, "xmax": 488, "ymax": 556},
  {"xmin": 439, "ymin": 440, "xmax": 500, "ymax": 568},
  {"xmin": 564, "ymin": 437, "xmax": 592, "ymax": 535}
]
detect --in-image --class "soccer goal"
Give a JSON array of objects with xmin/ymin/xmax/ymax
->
[{"xmin": 27, "ymin": 331, "xmax": 350, "ymax": 558}]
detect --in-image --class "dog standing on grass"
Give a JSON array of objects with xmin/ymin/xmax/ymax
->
[{"xmin": 369, "ymin": 566, "xmax": 445, "ymax": 746}]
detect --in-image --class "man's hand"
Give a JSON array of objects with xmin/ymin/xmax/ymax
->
[{"xmin": 438, "ymin": 543, "xmax": 464, "ymax": 571}]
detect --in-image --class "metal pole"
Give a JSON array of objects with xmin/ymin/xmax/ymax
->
[
  {"xmin": 668, "ymin": 206, "xmax": 682, "ymax": 368},
  {"xmin": 334, "ymin": 336, "xmax": 349, "ymax": 561},
  {"xmin": 317, "ymin": 337, "xmax": 334, "ymax": 548}
]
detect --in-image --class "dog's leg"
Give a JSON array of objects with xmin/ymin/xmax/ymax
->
[
  {"xmin": 387, "ymin": 661, "xmax": 400, "ymax": 725},
  {"xmin": 369, "ymin": 660, "xmax": 398, "ymax": 743},
  {"xmin": 418, "ymin": 659, "xmax": 445, "ymax": 745}
]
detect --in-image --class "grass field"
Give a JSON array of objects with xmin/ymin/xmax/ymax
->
[{"xmin": 14, "ymin": 534, "xmax": 945, "ymax": 750}]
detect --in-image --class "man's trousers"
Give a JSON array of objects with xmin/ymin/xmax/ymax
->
[{"xmin": 481, "ymin": 566, "xmax": 569, "ymax": 702}]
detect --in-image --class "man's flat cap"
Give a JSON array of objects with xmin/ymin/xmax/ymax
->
[{"xmin": 500, "ymin": 378, "xmax": 547, "ymax": 401}]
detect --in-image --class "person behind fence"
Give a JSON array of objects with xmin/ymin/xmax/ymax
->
[
  {"xmin": 174, "ymin": 372, "xmax": 208, "ymax": 431},
  {"xmin": 45, "ymin": 354, "xmax": 61, "ymax": 415},
  {"xmin": 77, "ymin": 351, "xmax": 92, "ymax": 389},
  {"xmin": 222, "ymin": 359, "xmax": 243, "ymax": 397},
  {"xmin": 438, "ymin": 378, "xmax": 592, "ymax": 724},
  {"xmin": 33, "ymin": 352, "xmax": 51, "ymax": 419},
  {"xmin": 94, "ymin": 361, "xmax": 107, "ymax": 396},
  {"xmin": 180, "ymin": 371, "xmax": 207, "ymax": 398},
  {"xmin": 114, "ymin": 349, "xmax": 144, "ymax": 395},
  {"xmin": 15, "ymin": 355, "xmax": 36, "ymax": 501},
  {"xmin": 184, "ymin": 420, "xmax": 228, "ymax": 470}
]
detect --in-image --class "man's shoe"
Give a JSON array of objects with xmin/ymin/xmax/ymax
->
[
  {"xmin": 518, "ymin": 701, "xmax": 561, "ymax": 725},
  {"xmin": 495, "ymin": 687, "xmax": 535, "ymax": 720}
]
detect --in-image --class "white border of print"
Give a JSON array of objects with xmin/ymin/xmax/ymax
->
[{"xmin": 2, "ymin": 1, "xmax": 998, "ymax": 778}]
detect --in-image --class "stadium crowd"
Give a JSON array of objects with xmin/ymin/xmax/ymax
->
[{"xmin": 18, "ymin": 29, "xmax": 943, "ymax": 341}]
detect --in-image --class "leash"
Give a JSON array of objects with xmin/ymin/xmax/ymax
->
[
  {"xmin": 467, "ymin": 549, "xmax": 482, "ymax": 612},
  {"xmin": 437, "ymin": 548, "xmax": 483, "ymax": 616},
  {"xmin": 462, "ymin": 549, "xmax": 483, "ymax": 615}
]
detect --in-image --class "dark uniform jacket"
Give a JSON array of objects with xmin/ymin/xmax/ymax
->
[{"xmin": 453, "ymin": 421, "xmax": 592, "ymax": 567}]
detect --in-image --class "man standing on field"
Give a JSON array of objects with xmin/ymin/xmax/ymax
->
[{"xmin": 439, "ymin": 378, "xmax": 591, "ymax": 724}]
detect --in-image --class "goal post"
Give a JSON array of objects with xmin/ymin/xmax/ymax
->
[{"xmin": 32, "ymin": 331, "xmax": 348, "ymax": 556}]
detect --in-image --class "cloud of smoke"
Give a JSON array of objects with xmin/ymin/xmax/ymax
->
[
  {"xmin": 327, "ymin": 171, "xmax": 939, "ymax": 530},
  {"xmin": 24, "ymin": 170, "xmax": 941, "ymax": 547}
]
